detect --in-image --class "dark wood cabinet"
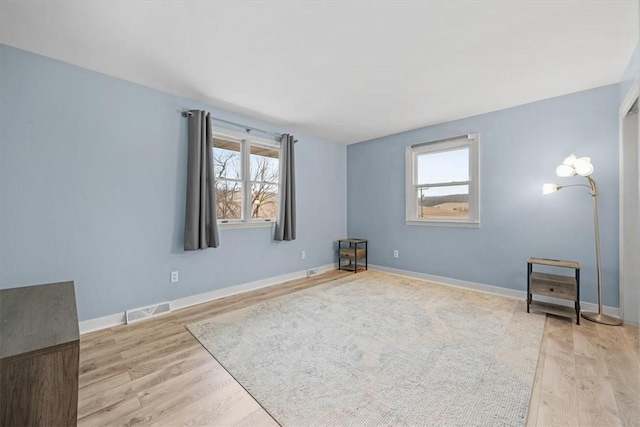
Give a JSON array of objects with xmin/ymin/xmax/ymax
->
[{"xmin": 1, "ymin": 281, "xmax": 79, "ymax": 426}]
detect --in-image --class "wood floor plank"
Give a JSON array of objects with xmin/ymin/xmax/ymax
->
[
  {"xmin": 537, "ymin": 316, "xmax": 579, "ymax": 427},
  {"xmin": 78, "ymin": 395, "xmax": 142, "ymax": 427},
  {"xmin": 80, "ymin": 326, "xmax": 119, "ymax": 344},
  {"xmin": 127, "ymin": 342, "xmax": 211, "ymax": 381},
  {"xmin": 78, "ymin": 348, "xmax": 216, "ymax": 419},
  {"xmin": 234, "ymin": 408, "xmax": 280, "ymax": 427},
  {"xmin": 526, "ymin": 317, "xmax": 548, "ymax": 427},
  {"xmin": 575, "ymin": 353, "xmax": 622, "ymax": 427},
  {"xmin": 621, "ymin": 324, "xmax": 639, "ymax": 367},
  {"xmin": 137, "ymin": 361, "xmax": 230, "ymax": 406},
  {"xmin": 572, "ymin": 318, "xmax": 601, "ymax": 360},
  {"xmin": 572, "ymin": 320, "xmax": 623, "ymax": 427},
  {"xmin": 147, "ymin": 383, "xmax": 261, "ymax": 426},
  {"xmin": 76, "ymin": 270, "xmax": 640, "ymax": 426},
  {"xmin": 81, "ymin": 323, "xmax": 185, "ymax": 363},
  {"xmin": 79, "ymin": 350, "xmax": 124, "ymax": 376},
  {"xmin": 596, "ymin": 323, "xmax": 640, "ymax": 427},
  {"xmin": 80, "ymin": 336, "xmax": 116, "ymax": 353},
  {"xmin": 121, "ymin": 364, "xmax": 238, "ymax": 425},
  {"xmin": 78, "ymin": 371, "xmax": 132, "ymax": 403},
  {"xmin": 79, "ymin": 352, "xmax": 128, "ymax": 388},
  {"xmin": 119, "ymin": 330, "xmax": 195, "ymax": 360}
]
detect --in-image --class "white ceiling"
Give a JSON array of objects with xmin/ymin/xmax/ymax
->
[{"xmin": 1, "ymin": 1, "xmax": 637, "ymax": 144}]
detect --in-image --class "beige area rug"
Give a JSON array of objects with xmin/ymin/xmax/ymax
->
[{"xmin": 187, "ymin": 271, "xmax": 545, "ymax": 426}]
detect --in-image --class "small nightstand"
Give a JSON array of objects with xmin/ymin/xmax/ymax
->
[
  {"xmin": 338, "ymin": 238, "xmax": 367, "ymax": 273},
  {"xmin": 527, "ymin": 257, "xmax": 581, "ymax": 324}
]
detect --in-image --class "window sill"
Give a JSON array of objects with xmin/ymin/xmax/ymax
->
[
  {"xmin": 405, "ymin": 220, "xmax": 480, "ymax": 228},
  {"xmin": 218, "ymin": 221, "xmax": 275, "ymax": 230}
]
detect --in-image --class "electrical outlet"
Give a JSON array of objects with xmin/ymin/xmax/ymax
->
[
  {"xmin": 301, "ymin": 251, "xmax": 306, "ymax": 259},
  {"xmin": 393, "ymin": 250, "xmax": 399, "ymax": 258},
  {"xmin": 170, "ymin": 271, "xmax": 179, "ymax": 283}
]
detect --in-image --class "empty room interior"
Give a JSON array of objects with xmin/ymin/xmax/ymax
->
[{"xmin": 2, "ymin": 1, "xmax": 640, "ymax": 426}]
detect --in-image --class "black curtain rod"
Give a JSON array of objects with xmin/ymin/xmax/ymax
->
[{"xmin": 181, "ymin": 111, "xmax": 297, "ymax": 143}]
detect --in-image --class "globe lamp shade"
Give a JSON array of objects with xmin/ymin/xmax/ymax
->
[
  {"xmin": 556, "ymin": 164, "xmax": 576, "ymax": 177},
  {"xmin": 573, "ymin": 157, "xmax": 594, "ymax": 177}
]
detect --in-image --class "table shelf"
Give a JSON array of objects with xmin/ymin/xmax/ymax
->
[
  {"xmin": 527, "ymin": 257, "xmax": 581, "ymax": 324},
  {"xmin": 338, "ymin": 238, "xmax": 367, "ymax": 273}
]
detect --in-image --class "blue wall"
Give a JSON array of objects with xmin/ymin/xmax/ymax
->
[
  {"xmin": 0, "ymin": 43, "xmax": 624, "ymax": 318},
  {"xmin": 0, "ymin": 45, "xmax": 347, "ymax": 321},
  {"xmin": 347, "ymin": 85, "xmax": 620, "ymax": 306}
]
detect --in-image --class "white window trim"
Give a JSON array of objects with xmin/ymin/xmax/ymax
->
[
  {"xmin": 405, "ymin": 133, "xmax": 480, "ymax": 228},
  {"xmin": 218, "ymin": 221, "xmax": 275, "ymax": 230},
  {"xmin": 213, "ymin": 128, "xmax": 281, "ymax": 228}
]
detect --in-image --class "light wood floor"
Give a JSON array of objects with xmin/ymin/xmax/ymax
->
[{"xmin": 78, "ymin": 271, "xmax": 640, "ymax": 426}]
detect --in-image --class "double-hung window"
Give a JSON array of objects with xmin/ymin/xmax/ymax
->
[
  {"xmin": 405, "ymin": 134, "xmax": 479, "ymax": 227},
  {"xmin": 213, "ymin": 130, "xmax": 280, "ymax": 227}
]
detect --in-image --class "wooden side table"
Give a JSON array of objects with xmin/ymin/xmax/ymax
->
[
  {"xmin": 527, "ymin": 257, "xmax": 581, "ymax": 324},
  {"xmin": 338, "ymin": 238, "xmax": 367, "ymax": 273}
]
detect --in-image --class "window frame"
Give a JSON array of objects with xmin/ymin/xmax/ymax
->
[
  {"xmin": 212, "ymin": 128, "xmax": 281, "ymax": 229},
  {"xmin": 405, "ymin": 133, "xmax": 480, "ymax": 228}
]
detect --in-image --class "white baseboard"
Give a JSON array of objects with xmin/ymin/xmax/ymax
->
[
  {"xmin": 79, "ymin": 312, "xmax": 126, "ymax": 334},
  {"xmin": 369, "ymin": 264, "xmax": 621, "ymax": 318},
  {"xmin": 171, "ymin": 262, "xmax": 336, "ymax": 311},
  {"xmin": 80, "ymin": 262, "xmax": 622, "ymax": 334},
  {"xmin": 79, "ymin": 263, "xmax": 336, "ymax": 335}
]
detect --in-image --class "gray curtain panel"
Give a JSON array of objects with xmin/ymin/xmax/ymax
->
[
  {"xmin": 274, "ymin": 134, "xmax": 296, "ymax": 241},
  {"xmin": 184, "ymin": 110, "xmax": 219, "ymax": 250}
]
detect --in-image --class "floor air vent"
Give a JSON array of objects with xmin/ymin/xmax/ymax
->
[
  {"xmin": 126, "ymin": 302, "xmax": 171, "ymax": 324},
  {"xmin": 307, "ymin": 267, "xmax": 321, "ymax": 277}
]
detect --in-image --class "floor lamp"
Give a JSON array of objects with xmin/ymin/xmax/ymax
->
[{"xmin": 543, "ymin": 154, "xmax": 622, "ymax": 326}]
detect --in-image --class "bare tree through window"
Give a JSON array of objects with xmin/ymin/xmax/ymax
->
[
  {"xmin": 250, "ymin": 145, "xmax": 279, "ymax": 219},
  {"xmin": 213, "ymin": 136, "xmax": 279, "ymax": 221}
]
